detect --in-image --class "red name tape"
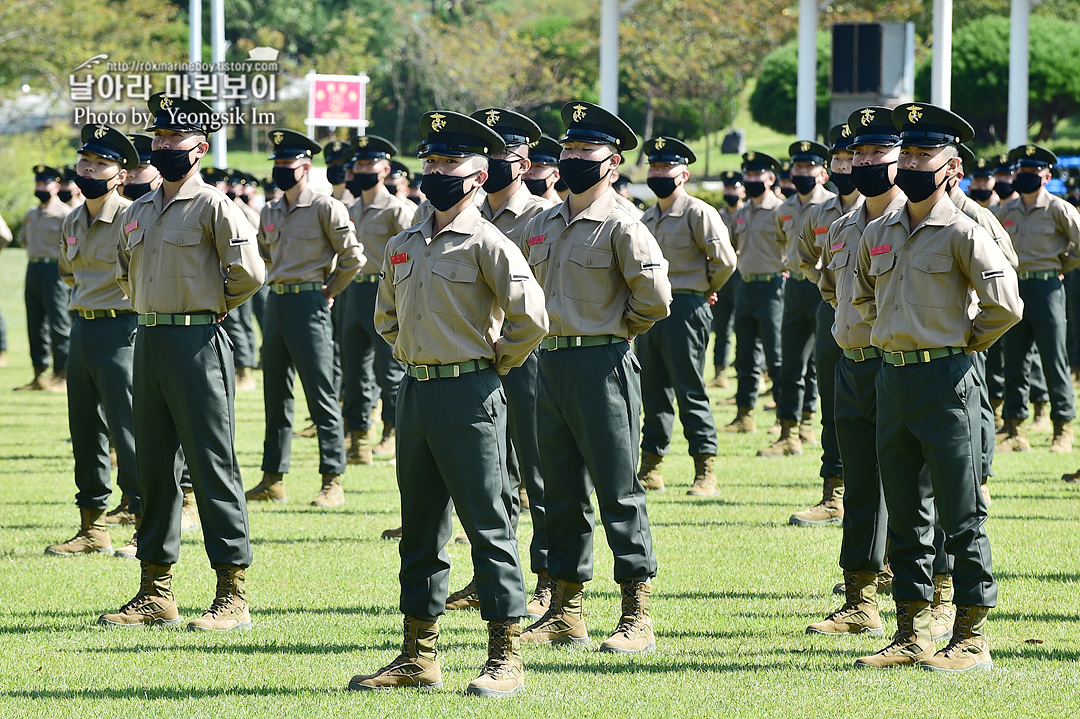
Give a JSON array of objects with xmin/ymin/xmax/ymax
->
[
  {"xmin": 390, "ymin": 252, "xmax": 408, "ymax": 265},
  {"xmin": 870, "ymin": 244, "xmax": 891, "ymax": 257},
  {"xmin": 736, "ymin": 217, "xmax": 746, "ymax": 224},
  {"xmin": 264, "ymin": 223, "xmax": 275, "ymax": 231},
  {"xmin": 1003, "ymin": 220, "xmax": 1014, "ymax": 227},
  {"xmin": 528, "ymin": 235, "xmax": 545, "ymax": 246},
  {"xmin": 814, "ymin": 226, "xmax": 829, "ymax": 235},
  {"xmin": 124, "ymin": 221, "xmax": 138, "ymax": 233},
  {"xmin": 781, "ymin": 214, "xmax": 792, "ymax": 222},
  {"xmin": 830, "ymin": 241, "xmax": 845, "ymax": 252},
  {"xmin": 66, "ymin": 236, "xmax": 77, "ymax": 245}
]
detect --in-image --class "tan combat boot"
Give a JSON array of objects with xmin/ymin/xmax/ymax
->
[
  {"xmin": 1050, "ymin": 419, "xmax": 1073, "ymax": 454},
  {"xmin": 519, "ymin": 485, "xmax": 530, "ymax": 511},
  {"xmin": 235, "ymin": 366, "xmax": 257, "ymax": 392},
  {"xmin": 636, "ymin": 451, "xmax": 665, "ymax": 492},
  {"xmin": 995, "ymin": 418, "xmax": 1030, "ymax": 452},
  {"xmin": 294, "ymin": 421, "xmax": 318, "ymax": 438},
  {"xmin": 799, "ymin": 410, "xmax": 817, "ymax": 444},
  {"xmin": 854, "ymin": 600, "xmax": 934, "ymax": 669},
  {"xmin": 180, "ymin": 486, "xmax": 200, "ymax": 531},
  {"xmin": 721, "ymin": 406, "xmax": 756, "ymax": 434},
  {"xmin": 46, "ymin": 508, "xmax": 113, "ymax": 556},
  {"xmin": 807, "ymin": 570, "xmax": 883, "ymax": 635},
  {"xmin": 347, "ymin": 430, "xmax": 374, "ymax": 465},
  {"xmin": 445, "ymin": 577, "xmax": 480, "ymax": 611},
  {"xmin": 921, "ymin": 605, "xmax": 993, "ymax": 672},
  {"xmin": 991, "ymin": 397, "xmax": 1004, "ymax": 433},
  {"xmin": 757, "ymin": 419, "xmax": 802, "ymax": 457},
  {"xmin": 520, "ymin": 579, "xmax": 589, "ymax": 646},
  {"xmin": 686, "ymin": 454, "xmax": 719, "ymax": 497},
  {"xmin": 373, "ymin": 421, "xmax": 396, "ymax": 456},
  {"xmin": 47, "ymin": 368, "xmax": 67, "ymax": 393},
  {"xmin": 980, "ymin": 476, "xmax": 993, "ymax": 506},
  {"xmin": 466, "ymin": 619, "xmax": 525, "ymax": 697},
  {"xmin": 14, "ymin": 366, "xmax": 50, "ymax": 391},
  {"xmin": 114, "ymin": 515, "xmax": 140, "ymax": 560},
  {"xmin": 106, "ymin": 494, "xmax": 136, "ymax": 525},
  {"xmin": 1062, "ymin": 468, "xmax": 1080, "ymax": 484},
  {"xmin": 789, "ymin": 476, "xmax": 845, "ymax": 526},
  {"xmin": 187, "ymin": 565, "xmax": 251, "ymax": 631},
  {"xmin": 311, "ymin": 474, "xmax": 345, "ymax": 507},
  {"xmin": 98, "ymin": 561, "xmax": 182, "ymax": 627},
  {"xmin": 930, "ymin": 573, "xmax": 956, "ymax": 642},
  {"xmin": 381, "ymin": 526, "xmax": 403, "ymax": 540},
  {"xmin": 1030, "ymin": 401, "xmax": 1051, "ymax": 432},
  {"xmin": 599, "ymin": 578, "xmax": 656, "ymax": 653},
  {"xmin": 245, "ymin": 472, "xmax": 287, "ymax": 503},
  {"xmin": 706, "ymin": 366, "xmax": 729, "ymax": 389},
  {"xmin": 349, "ymin": 615, "xmax": 442, "ymax": 690},
  {"xmin": 526, "ymin": 572, "xmax": 554, "ymax": 620}
]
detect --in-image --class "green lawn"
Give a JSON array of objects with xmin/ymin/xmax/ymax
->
[{"xmin": 0, "ymin": 248, "xmax": 1078, "ymax": 718}]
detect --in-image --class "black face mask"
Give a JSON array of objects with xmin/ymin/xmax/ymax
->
[
  {"xmin": 554, "ymin": 177, "xmax": 568, "ymax": 193},
  {"xmin": 646, "ymin": 176, "xmax": 678, "ymax": 199},
  {"xmin": 1013, "ymin": 173, "xmax": 1043, "ymax": 195},
  {"xmin": 993, "ymin": 182, "xmax": 1014, "ymax": 199},
  {"xmin": 723, "ymin": 194, "xmax": 740, "ymax": 207},
  {"xmin": 968, "ymin": 188, "xmax": 994, "ymax": 203},
  {"xmin": 326, "ymin": 165, "xmax": 347, "ymax": 185},
  {"xmin": 239, "ymin": 194, "xmax": 251, "ymax": 204},
  {"xmin": 35, "ymin": 190, "xmax": 53, "ymax": 204},
  {"xmin": 558, "ymin": 155, "xmax": 614, "ymax": 195},
  {"xmin": 421, "ymin": 171, "xmax": 481, "ymax": 212},
  {"xmin": 780, "ymin": 186, "xmax": 797, "ymax": 198},
  {"xmin": 894, "ymin": 161, "xmax": 950, "ymax": 204},
  {"xmin": 73, "ymin": 171, "xmax": 120, "ymax": 200},
  {"xmin": 482, "ymin": 158, "xmax": 517, "ymax": 193},
  {"xmin": 123, "ymin": 182, "xmax": 154, "ymax": 200},
  {"xmin": 1068, "ymin": 196, "xmax": 1080, "ymax": 207},
  {"xmin": 225, "ymin": 189, "xmax": 237, "ymax": 200},
  {"xmin": 150, "ymin": 148, "xmax": 199, "ymax": 182},
  {"xmin": 524, "ymin": 177, "xmax": 551, "ymax": 196},
  {"xmin": 348, "ymin": 172, "xmax": 381, "ymax": 195},
  {"xmin": 744, "ymin": 181, "xmax": 767, "ymax": 198},
  {"xmin": 851, "ymin": 162, "xmax": 895, "ymax": 198},
  {"xmin": 272, "ymin": 165, "xmax": 302, "ymax": 191},
  {"xmin": 791, "ymin": 175, "xmax": 818, "ymax": 195},
  {"xmin": 831, "ymin": 172, "xmax": 857, "ymax": 196}
]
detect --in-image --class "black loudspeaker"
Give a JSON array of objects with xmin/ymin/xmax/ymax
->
[{"xmin": 832, "ymin": 23, "xmax": 883, "ymax": 95}]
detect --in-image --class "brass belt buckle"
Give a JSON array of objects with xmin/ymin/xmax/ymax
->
[
  {"xmin": 415, "ymin": 365, "xmax": 430, "ymax": 381},
  {"xmin": 272, "ymin": 284, "xmax": 284, "ymax": 294},
  {"xmin": 80, "ymin": 310, "xmax": 94, "ymax": 320},
  {"xmin": 891, "ymin": 351, "xmax": 905, "ymax": 367},
  {"xmin": 853, "ymin": 348, "xmax": 866, "ymax": 362},
  {"xmin": 144, "ymin": 312, "xmax": 157, "ymax": 327}
]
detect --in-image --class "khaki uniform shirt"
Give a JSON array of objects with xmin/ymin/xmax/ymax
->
[
  {"xmin": 852, "ymin": 194, "xmax": 1023, "ymax": 354},
  {"xmin": 996, "ymin": 189, "xmax": 1080, "ymax": 274},
  {"xmin": 117, "ymin": 174, "xmax": 265, "ymax": 314},
  {"xmin": 641, "ymin": 190, "xmax": 736, "ymax": 294},
  {"xmin": 720, "ymin": 206, "xmax": 740, "ymax": 243},
  {"xmin": 59, "ymin": 192, "xmax": 132, "ymax": 312},
  {"xmin": 481, "ymin": 184, "xmax": 554, "ymax": 252},
  {"xmin": 413, "ymin": 199, "xmax": 434, "ymax": 227},
  {"xmin": 234, "ymin": 197, "xmax": 262, "ymax": 230},
  {"xmin": 350, "ymin": 184, "xmax": 416, "ymax": 278},
  {"xmin": 259, "ymin": 185, "xmax": 364, "ymax": 297},
  {"xmin": 19, "ymin": 197, "xmax": 71, "ymax": 259},
  {"xmin": 0, "ymin": 212, "xmax": 12, "ymax": 249},
  {"xmin": 777, "ymin": 184, "xmax": 834, "ymax": 274},
  {"xmin": 522, "ymin": 190, "xmax": 671, "ymax": 339},
  {"xmin": 375, "ymin": 204, "xmax": 548, "ymax": 373},
  {"xmin": 820, "ymin": 193, "xmax": 906, "ymax": 350},
  {"xmin": 732, "ymin": 191, "xmax": 785, "ymax": 275},
  {"xmin": 796, "ymin": 193, "xmax": 863, "ymax": 285},
  {"xmin": 614, "ymin": 191, "xmax": 645, "ymax": 220},
  {"xmin": 949, "ymin": 186, "xmax": 1018, "ymax": 269}
]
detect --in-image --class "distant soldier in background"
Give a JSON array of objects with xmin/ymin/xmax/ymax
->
[
  {"xmin": 706, "ymin": 170, "xmax": 744, "ymax": 390},
  {"xmin": 522, "ymin": 134, "xmax": 563, "ymax": 204},
  {"xmin": 324, "ymin": 139, "xmax": 355, "ymax": 204}
]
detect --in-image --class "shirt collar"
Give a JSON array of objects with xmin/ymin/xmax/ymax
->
[
  {"xmin": 420, "ymin": 203, "xmax": 482, "ymax": 244},
  {"xmin": 887, "ymin": 193, "xmax": 957, "ymax": 233},
  {"xmin": 483, "ymin": 184, "xmax": 532, "ymax": 221},
  {"xmin": 558, "ymin": 188, "xmax": 619, "ymax": 225}
]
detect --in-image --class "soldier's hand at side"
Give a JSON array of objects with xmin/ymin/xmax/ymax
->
[
  {"xmin": 707, "ymin": 292, "xmax": 717, "ymax": 306},
  {"xmin": 323, "ymin": 285, "xmax": 334, "ymax": 309}
]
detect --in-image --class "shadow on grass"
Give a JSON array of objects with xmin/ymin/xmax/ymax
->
[
  {"xmin": 991, "ymin": 645, "xmax": 1080, "ymax": 662},
  {"xmin": 997, "ymin": 571, "xmax": 1080, "ymax": 583},
  {"xmin": 2, "ymin": 686, "xmax": 339, "ymax": 702},
  {"xmin": 991, "ymin": 609, "xmax": 1080, "ymax": 623},
  {"xmin": 89, "ymin": 640, "xmax": 400, "ymax": 655},
  {"xmin": 991, "ymin": 514, "xmax": 1077, "ymax": 522},
  {"xmin": 650, "ymin": 519, "xmax": 781, "ymax": 529},
  {"xmin": 250, "ymin": 536, "xmax": 385, "ymax": 546}
]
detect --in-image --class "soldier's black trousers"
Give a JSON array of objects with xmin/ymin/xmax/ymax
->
[
  {"xmin": 221, "ymin": 300, "xmax": 256, "ymax": 369},
  {"xmin": 876, "ymin": 353, "xmax": 996, "ymax": 607},
  {"xmin": 24, "ymin": 261, "xmax": 70, "ymax": 371},
  {"xmin": 502, "ymin": 349, "xmax": 547, "ymax": 574},
  {"xmin": 711, "ymin": 269, "xmax": 738, "ymax": 369},
  {"xmin": 261, "ymin": 290, "xmax": 346, "ymax": 476},
  {"xmin": 396, "ymin": 368, "xmax": 526, "ymax": 620},
  {"xmin": 734, "ymin": 276, "xmax": 784, "ymax": 408},
  {"xmin": 341, "ymin": 280, "xmax": 403, "ymax": 434},
  {"xmin": 1004, "ymin": 277, "xmax": 1075, "ymax": 422},
  {"xmin": 67, "ymin": 314, "xmax": 141, "ymax": 515},
  {"xmin": 639, "ymin": 293, "xmax": 718, "ymax": 457},
  {"xmin": 778, "ymin": 278, "xmax": 819, "ymax": 421},
  {"xmin": 816, "ymin": 302, "xmax": 843, "ymax": 479},
  {"xmin": 134, "ymin": 323, "xmax": 251, "ymax": 567},
  {"xmin": 538, "ymin": 341, "xmax": 657, "ymax": 584}
]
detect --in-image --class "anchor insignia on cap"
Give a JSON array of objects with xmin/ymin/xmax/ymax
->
[
  {"xmin": 655, "ymin": 137, "xmax": 666, "ymax": 149},
  {"xmin": 485, "ymin": 109, "xmax": 500, "ymax": 126},
  {"xmin": 160, "ymin": 96, "xmax": 173, "ymax": 109},
  {"xmin": 430, "ymin": 113, "xmax": 447, "ymax": 132},
  {"xmin": 358, "ymin": 136, "xmax": 369, "ymax": 147},
  {"xmin": 94, "ymin": 124, "xmax": 109, "ymax": 139},
  {"xmin": 860, "ymin": 108, "xmax": 875, "ymax": 126},
  {"xmin": 800, "ymin": 141, "xmax": 810, "ymax": 152},
  {"xmin": 572, "ymin": 105, "xmax": 588, "ymax": 123},
  {"xmin": 272, "ymin": 131, "xmax": 284, "ymax": 145},
  {"xmin": 907, "ymin": 105, "xmax": 922, "ymax": 123},
  {"xmin": 1026, "ymin": 145, "xmax": 1036, "ymax": 156},
  {"xmin": 842, "ymin": 124, "xmax": 851, "ymax": 137}
]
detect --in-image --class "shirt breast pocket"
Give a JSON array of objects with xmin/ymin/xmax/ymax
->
[
  {"xmin": 527, "ymin": 242, "xmax": 550, "ymax": 268},
  {"xmin": 161, "ymin": 229, "xmax": 203, "ymax": 278},
  {"xmin": 908, "ymin": 252, "xmax": 954, "ymax": 309},
  {"xmin": 431, "ymin": 259, "xmax": 481, "ymax": 317},
  {"xmin": 65, "ymin": 242, "xmax": 79, "ymax": 261},
  {"xmin": 564, "ymin": 244, "xmax": 614, "ymax": 304},
  {"xmin": 126, "ymin": 229, "xmax": 144, "ymax": 251},
  {"xmin": 868, "ymin": 252, "xmax": 896, "ymax": 277},
  {"xmin": 826, "ymin": 249, "xmax": 849, "ymax": 271}
]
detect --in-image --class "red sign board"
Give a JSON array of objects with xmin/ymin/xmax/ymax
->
[{"xmin": 306, "ymin": 73, "xmax": 369, "ymax": 129}]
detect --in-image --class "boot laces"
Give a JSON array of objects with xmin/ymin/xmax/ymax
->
[
  {"xmin": 530, "ymin": 576, "xmax": 553, "ymax": 605},
  {"xmin": 478, "ymin": 623, "xmax": 514, "ymax": 678},
  {"xmin": 613, "ymin": 585, "xmax": 645, "ymax": 635}
]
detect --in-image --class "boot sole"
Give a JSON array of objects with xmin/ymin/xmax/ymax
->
[
  {"xmin": 98, "ymin": 615, "xmax": 183, "ymax": 628},
  {"xmin": 686, "ymin": 489, "xmax": 718, "ymax": 497},
  {"xmin": 789, "ymin": 516, "xmax": 841, "ymax": 527},
  {"xmin": 465, "ymin": 682, "xmax": 524, "ymax": 698},
  {"xmin": 113, "ymin": 551, "xmax": 139, "ymax": 560},
  {"xmin": 920, "ymin": 660, "xmax": 992, "ymax": 673},
  {"xmin": 45, "ymin": 547, "xmax": 114, "ymax": 557},
  {"xmin": 186, "ymin": 621, "xmax": 252, "ymax": 632},
  {"xmin": 757, "ymin": 451, "xmax": 803, "ymax": 458},
  {"xmin": 599, "ymin": 639, "xmax": 656, "ymax": 654},
  {"xmin": 521, "ymin": 634, "xmax": 590, "ymax": 648},
  {"xmin": 806, "ymin": 625, "xmax": 884, "ymax": 636},
  {"xmin": 245, "ymin": 496, "xmax": 288, "ymax": 503},
  {"xmin": 347, "ymin": 679, "xmax": 443, "ymax": 691}
]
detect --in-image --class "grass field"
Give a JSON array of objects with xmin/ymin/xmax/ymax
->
[{"xmin": 0, "ymin": 248, "xmax": 1078, "ymax": 718}]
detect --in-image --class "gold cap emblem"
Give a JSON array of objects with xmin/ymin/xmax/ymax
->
[
  {"xmin": 330, "ymin": 141, "xmax": 341, "ymax": 152},
  {"xmin": 860, "ymin": 108, "xmax": 875, "ymax": 126},
  {"xmin": 841, "ymin": 124, "xmax": 851, "ymax": 138},
  {"xmin": 571, "ymin": 104, "xmax": 588, "ymax": 123},
  {"xmin": 34, "ymin": 165, "xmax": 44, "ymax": 173},
  {"xmin": 746, "ymin": 151, "xmax": 756, "ymax": 161},
  {"xmin": 94, "ymin": 124, "xmax": 108, "ymax": 139},
  {"xmin": 1026, "ymin": 145, "xmax": 1036, "ymax": 156},
  {"xmin": 272, "ymin": 131, "xmax": 284, "ymax": 145},
  {"xmin": 800, "ymin": 141, "xmax": 810, "ymax": 152},
  {"xmin": 907, "ymin": 105, "xmax": 923, "ymax": 123},
  {"xmin": 485, "ymin": 109, "xmax": 500, "ymax": 126},
  {"xmin": 977, "ymin": 158, "xmax": 987, "ymax": 168},
  {"xmin": 159, "ymin": 96, "xmax": 173, "ymax": 109},
  {"xmin": 358, "ymin": 136, "xmax": 369, "ymax": 148},
  {"xmin": 654, "ymin": 137, "xmax": 666, "ymax": 149},
  {"xmin": 430, "ymin": 113, "xmax": 447, "ymax": 132}
]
